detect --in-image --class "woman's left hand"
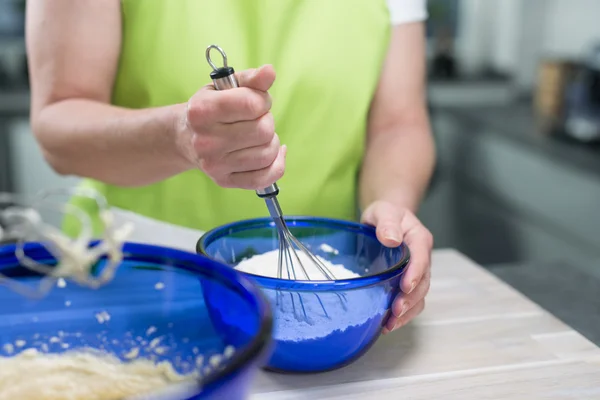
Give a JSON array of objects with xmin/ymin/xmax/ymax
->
[{"xmin": 361, "ymin": 200, "xmax": 433, "ymax": 334}]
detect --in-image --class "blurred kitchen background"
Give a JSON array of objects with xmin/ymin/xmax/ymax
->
[{"xmin": 0, "ymin": 1, "xmax": 599, "ymax": 339}]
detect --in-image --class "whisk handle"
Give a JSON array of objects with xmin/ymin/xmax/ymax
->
[
  {"xmin": 205, "ymin": 44, "xmax": 239, "ymax": 90},
  {"xmin": 205, "ymin": 44, "xmax": 280, "ymax": 199}
]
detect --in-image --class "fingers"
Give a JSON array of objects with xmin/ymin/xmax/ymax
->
[
  {"xmin": 225, "ymin": 134, "xmax": 281, "ymax": 173},
  {"xmin": 188, "ymin": 64, "xmax": 275, "ymax": 127},
  {"xmin": 360, "ymin": 200, "xmax": 432, "ymax": 336},
  {"xmin": 213, "ymin": 112, "xmax": 275, "ymax": 152},
  {"xmin": 219, "ymin": 145, "xmax": 287, "ymax": 190},
  {"xmin": 183, "ymin": 64, "xmax": 283, "ymax": 191},
  {"xmin": 391, "ymin": 270, "xmax": 430, "ymax": 319},
  {"xmin": 189, "ymin": 106, "xmax": 276, "ymax": 158},
  {"xmin": 204, "ymin": 133, "xmax": 281, "ymax": 175},
  {"xmin": 236, "ymin": 64, "xmax": 276, "ymax": 92},
  {"xmin": 361, "ymin": 200, "xmax": 405, "ymax": 247},
  {"xmin": 383, "ymin": 270, "xmax": 430, "ymax": 334},
  {"xmin": 189, "ymin": 87, "xmax": 272, "ymax": 124},
  {"xmin": 382, "ymin": 298, "xmax": 425, "ymax": 334},
  {"xmin": 221, "ymin": 65, "xmax": 275, "ymax": 122},
  {"xmin": 399, "ymin": 214, "xmax": 433, "ymax": 294},
  {"xmin": 362, "ymin": 201, "xmax": 432, "ymax": 294},
  {"xmin": 362, "ymin": 200, "xmax": 433, "ymax": 297}
]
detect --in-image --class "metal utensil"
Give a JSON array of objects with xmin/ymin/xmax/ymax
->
[{"xmin": 205, "ymin": 45, "xmax": 347, "ymax": 324}]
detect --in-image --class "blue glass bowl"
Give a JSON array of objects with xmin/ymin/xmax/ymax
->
[
  {"xmin": 197, "ymin": 217, "xmax": 410, "ymax": 373},
  {"xmin": 0, "ymin": 242, "xmax": 273, "ymax": 399}
]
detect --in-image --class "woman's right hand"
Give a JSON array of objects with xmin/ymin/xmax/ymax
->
[{"xmin": 178, "ymin": 65, "xmax": 286, "ymax": 191}]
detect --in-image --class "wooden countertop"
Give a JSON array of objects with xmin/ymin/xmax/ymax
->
[{"xmin": 250, "ymin": 249, "xmax": 600, "ymax": 399}]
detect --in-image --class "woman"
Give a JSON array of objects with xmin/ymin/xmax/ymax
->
[{"xmin": 26, "ymin": 0, "xmax": 435, "ymax": 334}]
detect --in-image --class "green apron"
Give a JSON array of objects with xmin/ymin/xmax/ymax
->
[{"xmin": 67, "ymin": 0, "xmax": 391, "ymax": 235}]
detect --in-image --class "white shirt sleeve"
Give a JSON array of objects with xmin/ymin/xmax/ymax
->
[{"xmin": 386, "ymin": 0, "xmax": 428, "ymax": 25}]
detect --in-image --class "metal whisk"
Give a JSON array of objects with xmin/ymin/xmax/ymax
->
[{"xmin": 206, "ymin": 45, "xmax": 347, "ymax": 324}]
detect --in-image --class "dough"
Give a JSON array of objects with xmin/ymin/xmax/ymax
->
[{"xmin": 0, "ymin": 349, "xmax": 198, "ymax": 400}]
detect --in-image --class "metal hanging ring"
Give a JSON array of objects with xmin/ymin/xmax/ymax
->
[{"xmin": 206, "ymin": 45, "xmax": 228, "ymax": 71}]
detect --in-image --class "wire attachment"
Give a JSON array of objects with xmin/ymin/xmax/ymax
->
[{"xmin": 0, "ymin": 188, "xmax": 134, "ymax": 299}]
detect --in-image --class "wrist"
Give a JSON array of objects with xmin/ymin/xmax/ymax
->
[
  {"xmin": 169, "ymin": 102, "xmax": 196, "ymax": 171},
  {"xmin": 360, "ymin": 184, "xmax": 420, "ymax": 215}
]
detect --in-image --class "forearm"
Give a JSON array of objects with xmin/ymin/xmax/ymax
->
[
  {"xmin": 359, "ymin": 112, "xmax": 435, "ymax": 213},
  {"xmin": 33, "ymin": 99, "xmax": 191, "ymax": 187},
  {"xmin": 360, "ymin": 22, "xmax": 434, "ymax": 214}
]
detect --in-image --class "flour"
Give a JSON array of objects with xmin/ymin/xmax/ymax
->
[
  {"xmin": 95, "ymin": 311, "xmax": 111, "ymax": 324},
  {"xmin": 235, "ymin": 249, "xmax": 359, "ymax": 280},
  {"xmin": 319, "ymin": 243, "xmax": 339, "ymax": 255},
  {"xmin": 235, "ymin": 249, "xmax": 386, "ymax": 341},
  {"xmin": 146, "ymin": 326, "xmax": 157, "ymax": 336}
]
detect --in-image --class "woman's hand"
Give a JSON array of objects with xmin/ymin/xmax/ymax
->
[
  {"xmin": 178, "ymin": 65, "xmax": 286, "ymax": 190},
  {"xmin": 361, "ymin": 200, "xmax": 433, "ymax": 334}
]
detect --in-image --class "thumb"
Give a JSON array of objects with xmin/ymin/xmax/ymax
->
[
  {"xmin": 236, "ymin": 65, "xmax": 276, "ymax": 92},
  {"xmin": 361, "ymin": 201, "xmax": 404, "ymax": 248}
]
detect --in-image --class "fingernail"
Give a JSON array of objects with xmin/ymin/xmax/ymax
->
[
  {"xmin": 383, "ymin": 229, "xmax": 401, "ymax": 243},
  {"xmin": 382, "ymin": 327, "xmax": 390, "ymax": 335},
  {"xmin": 405, "ymin": 280, "xmax": 416, "ymax": 294},
  {"xmin": 393, "ymin": 319, "xmax": 404, "ymax": 330},
  {"xmin": 400, "ymin": 301, "xmax": 409, "ymax": 317},
  {"xmin": 392, "ymin": 300, "xmax": 401, "ymax": 318},
  {"xmin": 393, "ymin": 299, "xmax": 408, "ymax": 318}
]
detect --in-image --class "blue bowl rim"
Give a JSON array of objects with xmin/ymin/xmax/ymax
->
[
  {"xmin": 0, "ymin": 240, "xmax": 273, "ymax": 394},
  {"xmin": 196, "ymin": 216, "xmax": 411, "ymax": 292}
]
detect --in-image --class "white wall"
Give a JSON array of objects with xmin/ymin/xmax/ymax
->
[
  {"xmin": 454, "ymin": 0, "xmax": 530, "ymax": 76},
  {"xmin": 513, "ymin": 0, "xmax": 548, "ymax": 92},
  {"xmin": 489, "ymin": 0, "xmax": 522, "ymax": 74},
  {"xmin": 454, "ymin": 0, "xmax": 491, "ymax": 75},
  {"xmin": 541, "ymin": 0, "xmax": 600, "ymax": 58},
  {"xmin": 454, "ymin": 0, "xmax": 600, "ymax": 90}
]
